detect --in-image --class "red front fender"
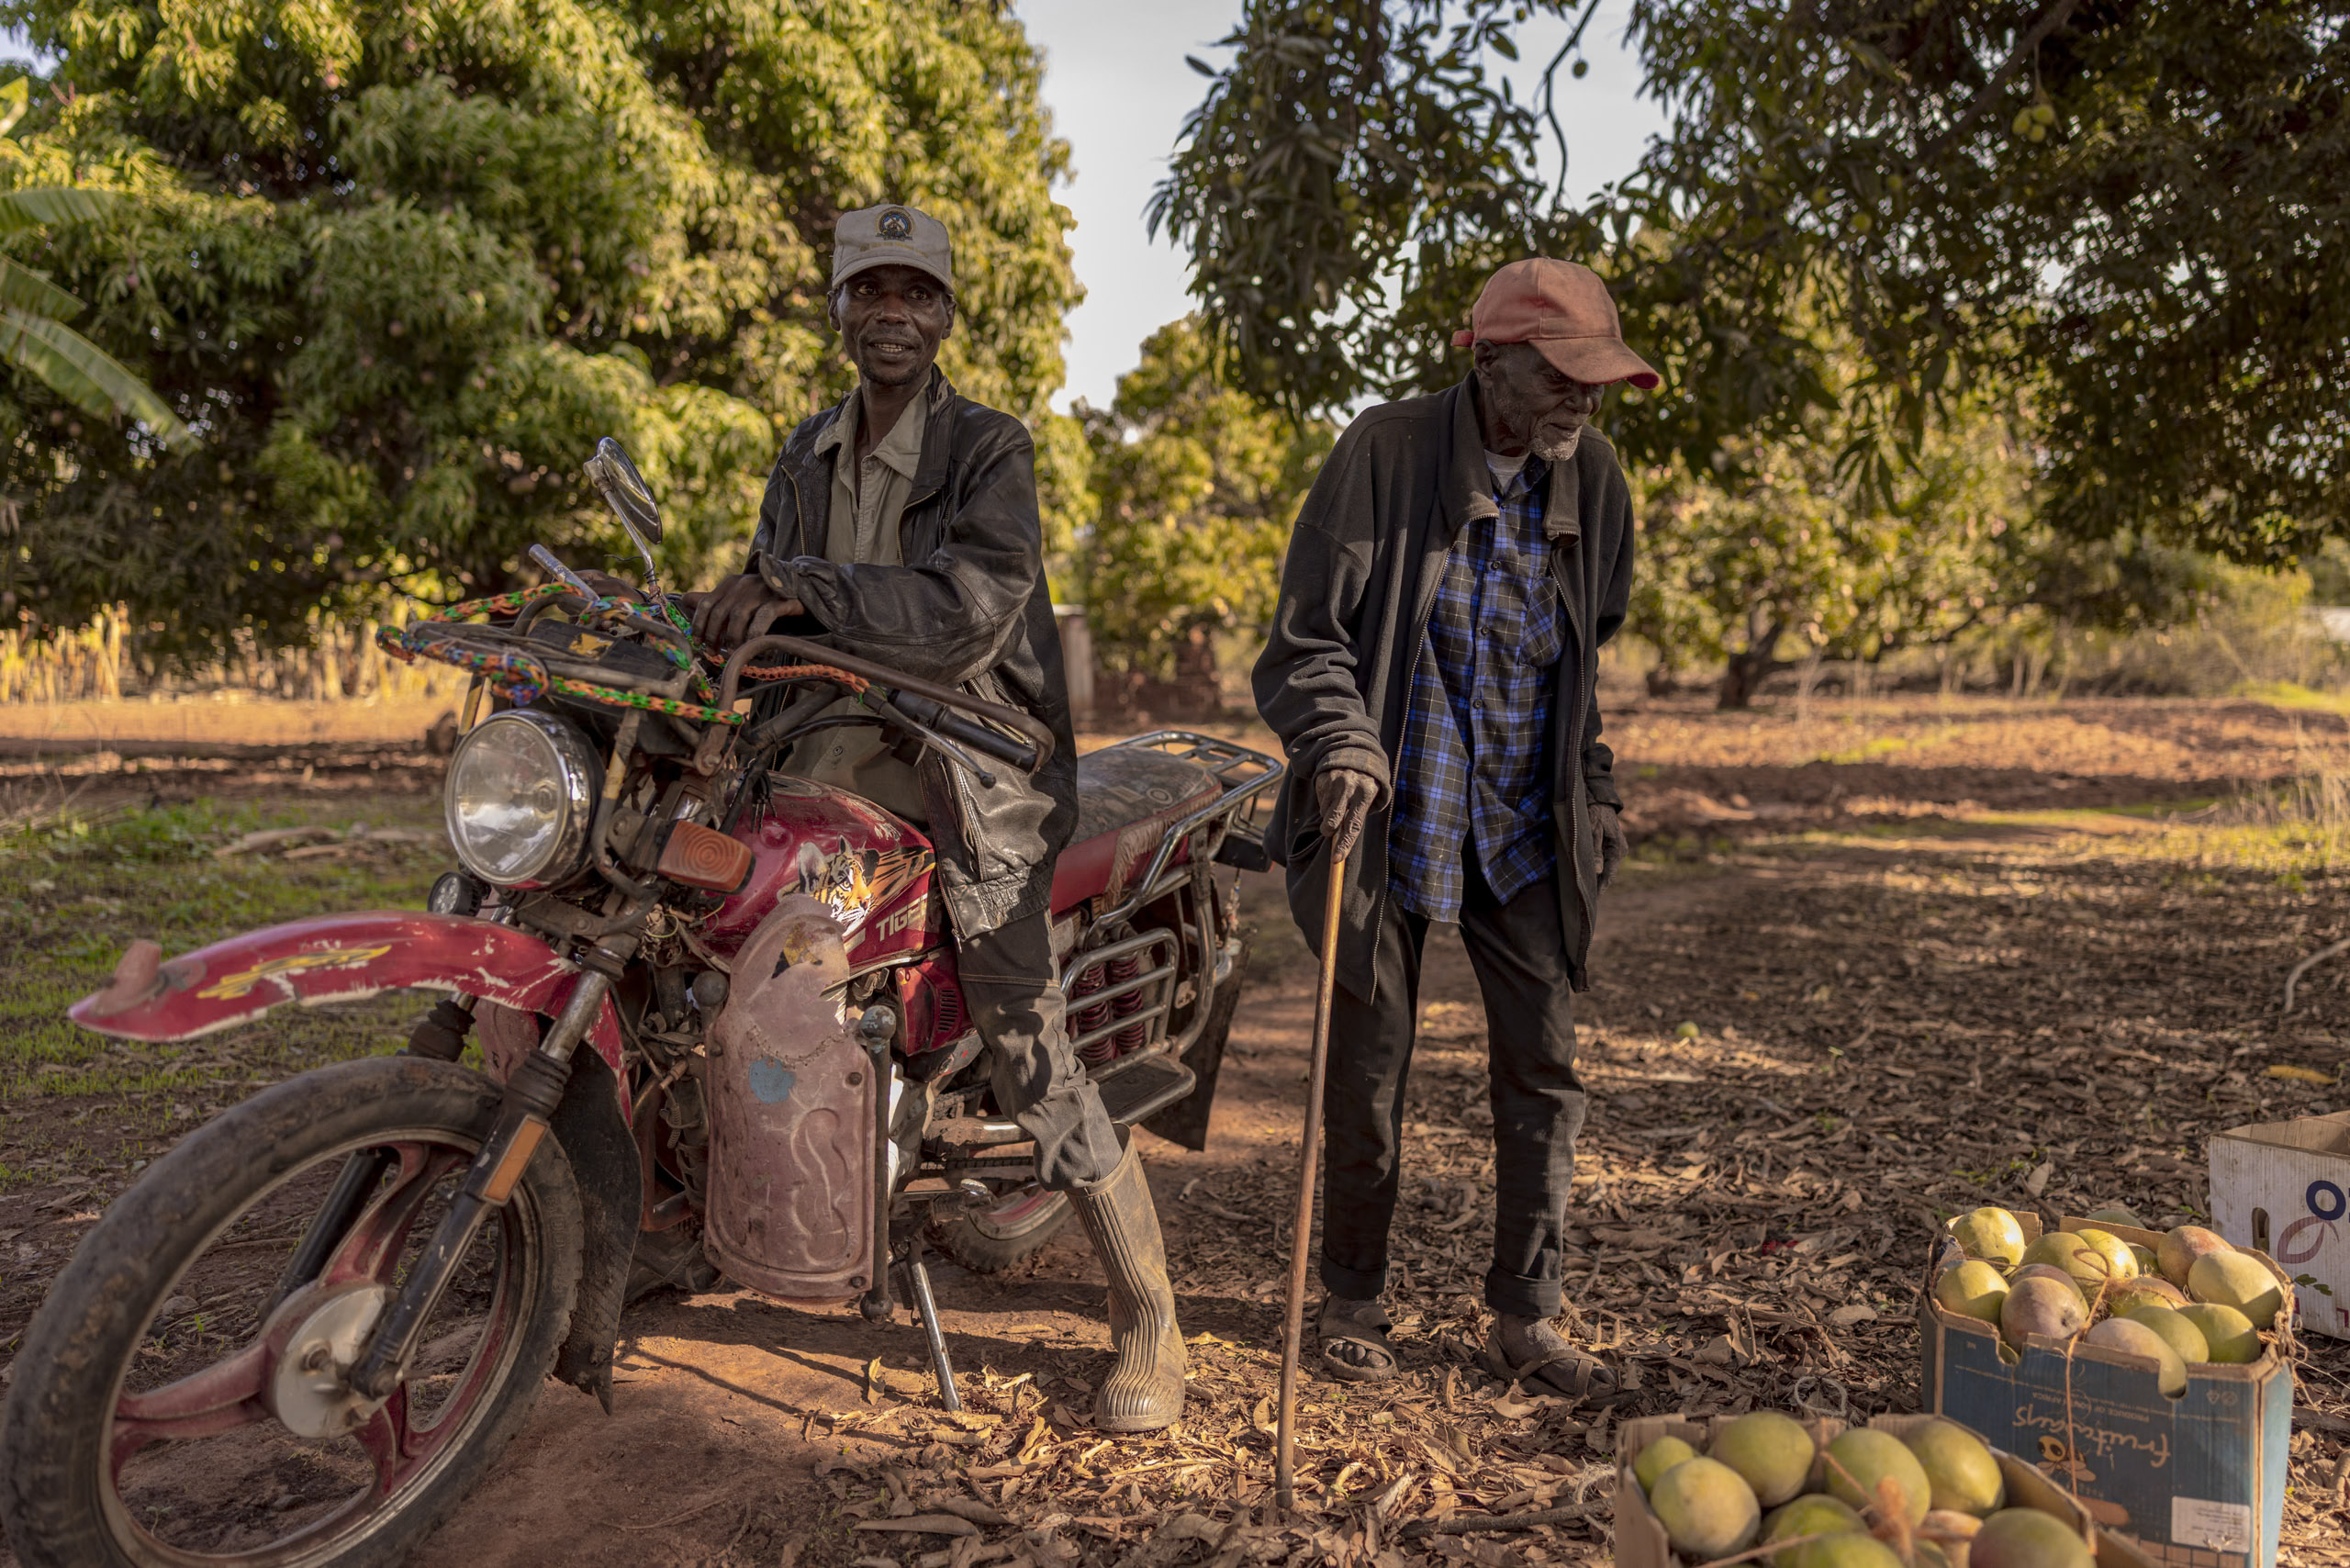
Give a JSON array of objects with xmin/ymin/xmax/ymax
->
[{"xmin": 68, "ymin": 912, "xmax": 624, "ymax": 1074}]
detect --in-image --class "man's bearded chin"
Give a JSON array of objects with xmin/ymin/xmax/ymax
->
[{"xmin": 1528, "ymin": 420, "xmax": 1584, "ymax": 464}]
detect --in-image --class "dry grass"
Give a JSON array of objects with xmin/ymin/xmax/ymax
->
[{"xmin": 0, "ymin": 694, "xmax": 460, "ymax": 746}]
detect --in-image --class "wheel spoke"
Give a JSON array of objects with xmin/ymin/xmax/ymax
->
[
  {"xmin": 319, "ymin": 1141, "xmax": 468, "ymax": 1289},
  {"xmin": 110, "ymin": 1338, "xmax": 271, "ymax": 1478},
  {"xmin": 352, "ymin": 1388, "xmax": 417, "ymax": 1501}
]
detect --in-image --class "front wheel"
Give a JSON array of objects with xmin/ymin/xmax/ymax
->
[{"xmin": 1, "ymin": 1056, "xmax": 583, "ymax": 1568}]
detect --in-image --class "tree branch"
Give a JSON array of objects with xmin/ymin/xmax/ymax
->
[{"xmin": 1916, "ymin": 0, "xmax": 2083, "ymax": 164}]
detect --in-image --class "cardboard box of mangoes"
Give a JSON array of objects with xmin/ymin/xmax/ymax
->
[
  {"xmin": 1918, "ymin": 1208, "xmax": 2293, "ymax": 1568},
  {"xmin": 1615, "ymin": 1410, "xmax": 2151, "ymax": 1568},
  {"xmin": 2209, "ymin": 1108, "xmax": 2350, "ymax": 1340}
]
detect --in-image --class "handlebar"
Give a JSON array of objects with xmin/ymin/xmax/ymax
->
[
  {"xmin": 884, "ymin": 689, "xmax": 1041, "ymax": 773},
  {"xmin": 717, "ymin": 634, "xmax": 1056, "ymax": 773}
]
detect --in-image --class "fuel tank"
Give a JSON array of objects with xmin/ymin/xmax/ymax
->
[{"xmin": 704, "ymin": 777, "xmax": 946, "ymax": 970}]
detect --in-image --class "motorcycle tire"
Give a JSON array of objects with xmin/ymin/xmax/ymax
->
[
  {"xmin": 1, "ymin": 1056, "xmax": 583, "ymax": 1568},
  {"xmin": 926, "ymin": 1184, "xmax": 1073, "ymax": 1274}
]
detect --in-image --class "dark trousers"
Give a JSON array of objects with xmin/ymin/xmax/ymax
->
[
  {"xmin": 957, "ymin": 907, "xmax": 1125, "ymax": 1192},
  {"xmin": 1319, "ymin": 857, "xmax": 1587, "ymax": 1318}
]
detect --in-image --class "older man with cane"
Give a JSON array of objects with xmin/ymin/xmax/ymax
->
[{"xmin": 1256, "ymin": 257, "xmax": 1653, "ymax": 1405}]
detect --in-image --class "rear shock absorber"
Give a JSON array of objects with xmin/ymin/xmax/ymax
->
[
  {"xmin": 1071, "ymin": 956, "xmax": 1114, "ymax": 1062},
  {"xmin": 1105, "ymin": 950, "xmax": 1148, "ymax": 1058}
]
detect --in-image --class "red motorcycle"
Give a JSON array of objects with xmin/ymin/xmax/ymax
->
[{"xmin": 0, "ymin": 440, "xmax": 1279, "ymax": 1568}]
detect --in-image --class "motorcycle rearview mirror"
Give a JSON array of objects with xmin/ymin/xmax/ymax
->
[{"xmin": 583, "ymin": 437, "xmax": 664, "ymax": 589}]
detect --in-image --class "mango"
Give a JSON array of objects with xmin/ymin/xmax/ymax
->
[
  {"xmin": 1712, "ymin": 1411, "xmax": 1818, "ymax": 1507},
  {"xmin": 2188, "ymin": 1250, "xmax": 2285, "ymax": 1326},
  {"xmin": 1634, "ymin": 1433, "xmax": 1699, "ymax": 1493},
  {"xmin": 1650, "ymin": 1455, "xmax": 1762, "ymax": 1558},
  {"xmin": 1923, "ymin": 1511, "xmax": 1983, "ymax": 1568},
  {"xmin": 1969, "ymin": 1506, "xmax": 2093, "ymax": 1568},
  {"xmin": 1950, "ymin": 1207, "xmax": 2027, "ymax": 1267},
  {"xmin": 1902, "ymin": 1418, "xmax": 2004, "ymax": 1516},
  {"xmin": 1933, "ymin": 1261, "xmax": 2009, "ymax": 1327},
  {"xmin": 2008, "ymin": 1264, "xmax": 2085, "ymax": 1306},
  {"xmin": 2177, "ymin": 1302, "xmax": 2262, "ymax": 1365},
  {"xmin": 2071, "ymin": 1228, "xmax": 2138, "ymax": 1282},
  {"xmin": 1824, "ymin": 1428, "xmax": 1930, "ymax": 1528},
  {"xmin": 2120, "ymin": 1304, "xmax": 2209, "ymax": 1369},
  {"xmin": 1791, "ymin": 1536, "xmax": 1906, "ymax": 1568},
  {"xmin": 2086, "ymin": 1204, "xmax": 2147, "ymax": 1229},
  {"xmin": 1924, "ymin": 1508, "xmax": 1986, "ymax": 1541},
  {"xmin": 2155, "ymin": 1226, "xmax": 2232, "ymax": 1289},
  {"xmin": 2106, "ymin": 1276, "xmax": 2188, "ymax": 1315},
  {"xmin": 1999, "ymin": 1275, "xmax": 2086, "ymax": 1349},
  {"xmin": 2127, "ymin": 1243, "xmax": 2161, "ymax": 1277},
  {"xmin": 1763, "ymin": 1494, "xmax": 1866, "ymax": 1568},
  {"xmin": 2019, "ymin": 1232, "xmax": 2123, "ymax": 1295},
  {"xmin": 2084, "ymin": 1316, "xmax": 2186, "ymax": 1395}
]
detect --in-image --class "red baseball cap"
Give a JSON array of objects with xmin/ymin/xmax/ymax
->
[{"xmin": 1451, "ymin": 258, "xmax": 1660, "ymax": 389}]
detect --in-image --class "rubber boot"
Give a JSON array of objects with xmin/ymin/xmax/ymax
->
[{"xmin": 1067, "ymin": 1138, "xmax": 1186, "ymax": 1431}]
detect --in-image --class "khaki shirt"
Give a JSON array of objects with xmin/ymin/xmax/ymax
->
[{"xmin": 783, "ymin": 388, "xmax": 930, "ymax": 821}]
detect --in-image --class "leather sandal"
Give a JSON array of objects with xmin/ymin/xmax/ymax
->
[
  {"xmin": 1318, "ymin": 1295, "xmax": 1400, "ymax": 1383},
  {"xmin": 1479, "ymin": 1317, "xmax": 1630, "ymax": 1407}
]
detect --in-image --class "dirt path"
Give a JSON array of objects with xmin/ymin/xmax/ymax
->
[{"xmin": 7, "ymin": 697, "xmax": 2349, "ymax": 1565}]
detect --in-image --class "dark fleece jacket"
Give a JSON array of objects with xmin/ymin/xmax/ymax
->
[{"xmin": 1251, "ymin": 375, "xmax": 1635, "ymax": 1003}]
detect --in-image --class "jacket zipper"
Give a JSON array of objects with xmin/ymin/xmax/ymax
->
[
  {"xmin": 1365, "ymin": 514, "xmax": 1460, "ymax": 951},
  {"xmin": 1549, "ymin": 544, "xmax": 1596, "ymax": 958}
]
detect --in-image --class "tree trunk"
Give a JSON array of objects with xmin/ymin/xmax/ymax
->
[
  {"xmin": 1718, "ymin": 617, "xmax": 1787, "ymax": 710},
  {"xmin": 1717, "ymin": 644, "xmax": 1780, "ymax": 710},
  {"xmin": 1644, "ymin": 657, "xmax": 1678, "ymax": 698}
]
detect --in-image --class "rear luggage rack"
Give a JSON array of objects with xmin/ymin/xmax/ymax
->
[{"xmin": 1090, "ymin": 731, "xmax": 1282, "ymax": 929}]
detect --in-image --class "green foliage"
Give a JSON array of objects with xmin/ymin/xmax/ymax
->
[
  {"xmin": 1029, "ymin": 409, "xmax": 1095, "ymax": 600},
  {"xmin": 0, "ymin": 0, "xmax": 1079, "ymax": 657},
  {"xmin": 0, "ymin": 74, "xmax": 193, "ymax": 452},
  {"xmin": 1077, "ymin": 317, "xmax": 1331, "ymax": 683},
  {"xmin": 1631, "ymin": 367, "xmax": 2037, "ymax": 705},
  {"xmin": 1159, "ymin": 1, "xmax": 2350, "ymax": 565}
]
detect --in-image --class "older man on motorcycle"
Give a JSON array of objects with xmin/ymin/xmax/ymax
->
[{"xmin": 686, "ymin": 203, "xmax": 1183, "ymax": 1432}]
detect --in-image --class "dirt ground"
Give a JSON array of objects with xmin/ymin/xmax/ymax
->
[{"xmin": 3, "ymin": 694, "xmax": 2348, "ymax": 1568}]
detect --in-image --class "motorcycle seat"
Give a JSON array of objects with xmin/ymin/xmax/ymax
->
[{"xmin": 1050, "ymin": 746, "xmax": 1222, "ymax": 913}]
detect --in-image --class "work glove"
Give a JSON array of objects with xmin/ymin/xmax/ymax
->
[
  {"xmin": 1315, "ymin": 765, "xmax": 1380, "ymax": 866},
  {"xmin": 1591, "ymin": 800, "xmax": 1626, "ymax": 890}
]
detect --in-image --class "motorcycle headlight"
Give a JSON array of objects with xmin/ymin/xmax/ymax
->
[{"xmin": 443, "ymin": 711, "xmax": 600, "ymax": 888}]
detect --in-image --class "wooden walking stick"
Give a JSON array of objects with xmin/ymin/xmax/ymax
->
[{"xmin": 1275, "ymin": 848, "xmax": 1347, "ymax": 1515}]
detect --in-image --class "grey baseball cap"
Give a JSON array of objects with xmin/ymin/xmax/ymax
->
[{"xmin": 831, "ymin": 203, "xmax": 954, "ymax": 294}]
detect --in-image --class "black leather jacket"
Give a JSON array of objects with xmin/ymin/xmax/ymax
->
[{"xmin": 747, "ymin": 370, "xmax": 1078, "ymax": 937}]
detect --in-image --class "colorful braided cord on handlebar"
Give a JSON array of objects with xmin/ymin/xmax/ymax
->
[
  {"xmin": 431, "ymin": 581, "xmax": 709, "ymax": 693},
  {"xmin": 375, "ymin": 587, "xmax": 860, "ymax": 725},
  {"xmin": 733, "ymin": 662, "xmax": 869, "ymax": 693},
  {"xmin": 376, "ymin": 624, "xmax": 552, "ymax": 705},
  {"xmin": 375, "ymin": 601, "xmax": 744, "ymax": 724}
]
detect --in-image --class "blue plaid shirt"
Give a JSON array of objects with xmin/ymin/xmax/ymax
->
[{"xmin": 1388, "ymin": 457, "xmax": 1569, "ymax": 922}]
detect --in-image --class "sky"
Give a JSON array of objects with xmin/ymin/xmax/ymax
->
[{"xmin": 1014, "ymin": 0, "xmax": 1671, "ymax": 412}]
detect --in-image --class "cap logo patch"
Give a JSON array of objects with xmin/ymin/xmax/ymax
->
[{"xmin": 878, "ymin": 207, "xmax": 912, "ymax": 241}]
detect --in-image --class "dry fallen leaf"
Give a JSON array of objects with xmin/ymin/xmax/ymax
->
[{"xmin": 854, "ymin": 1516, "xmax": 981, "ymax": 1539}]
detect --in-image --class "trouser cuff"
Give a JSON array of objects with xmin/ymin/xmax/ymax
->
[
  {"xmin": 1318, "ymin": 1256, "xmax": 1388, "ymax": 1302},
  {"xmin": 1484, "ymin": 1268, "xmax": 1560, "ymax": 1320}
]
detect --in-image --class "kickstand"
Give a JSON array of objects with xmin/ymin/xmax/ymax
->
[{"xmin": 894, "ymin": 1243, "xmax": 962, "ymax": 1413}]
